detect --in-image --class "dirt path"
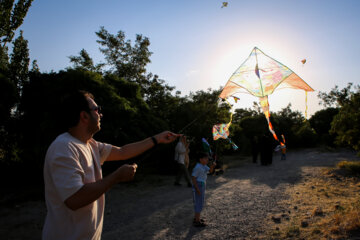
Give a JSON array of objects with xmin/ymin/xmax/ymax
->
[
  {"xmin": 102, "ymin": 148, "xmax": 359, "ymax": 240},
  {"xmin": 1, "ymin": 149, "xmax": 359, "ymax": 240}
]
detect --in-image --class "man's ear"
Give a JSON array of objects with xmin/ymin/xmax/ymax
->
[{"xmin": 79, "ymin": 111, "xmax": 90, "ymax": 124}]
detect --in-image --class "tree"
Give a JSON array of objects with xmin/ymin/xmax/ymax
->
[
  {"xmin": 95, "ymin": 26, "xmax": 152, "ymax": 92},
  {"xmin": 143, "ymin": 74, "xmax": 178, "ymax": 124},
  {"xmin": 9, "ymin": 30, "xmax": 29, "ymax": 96},
  {"xmin": 309, "ymin": 108, "xmax": 338, "ymax": 146},
  {"xmin": 68, "ymin": 49, "xmax": 104, "ymax": 73},
  {"xmin": 318, "ymin": 83, "xmax": 354, "ymax": 108},
  {"xmin": 0, "ymin": 0, "xmax": 33, "ymax": 166},
  {"xmin": 0, "ymin": 0, "xmax": 33, "ymax": 47},
  {"xmin": 330, "ymin": 90, "xmax": 360, "ymax": 153},
  {"xmin": 233, "ymin": 107, "xmax": 259, "ymax": 123},
  {"xmin": 0, "ymin": 1, "xmax": 33, "ymax": 113},
  {"xmin": 318, "ymin": 82, "xmax": 360, "ymax": 153}
]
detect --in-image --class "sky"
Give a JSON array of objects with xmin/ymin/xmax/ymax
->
[{"xmin": 19, "ymin": 0, "xmax": 360, "ymax": 117}]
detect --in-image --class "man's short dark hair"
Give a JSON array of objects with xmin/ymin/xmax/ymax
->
[{"xmin": 61, "ymin": 90, "xmax": 94, "ymax": 129}]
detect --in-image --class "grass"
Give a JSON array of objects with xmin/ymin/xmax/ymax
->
[
  {"xmin": 337, "ymin": 160, "xmax": 360, "ymax": 175},
  {"xmin": 267, "ymin": 161, "xmax": 360, "ymax": 239}
]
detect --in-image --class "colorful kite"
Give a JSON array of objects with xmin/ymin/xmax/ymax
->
[
  {"xmin": 212, "ymin": 123, "xmax": 238, "ymax": 150},
  {"xmin": 219, "ymin": 47, "xmax": 314, "ymax": 144},
  {"xmin": 221, "ymin": 2, "xmax": 228, "ymax": 8},
  {"xmin": 301, "ymin": 59, "xmax": 307, "ymax": 65}
]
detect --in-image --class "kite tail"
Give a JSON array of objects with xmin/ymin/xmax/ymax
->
[
  {"xmin": 259, "ymin": 96, "xmax": 280, "ymax": 142},
  {"xmin": 227, "ymin": 138, "xmax": 238, "ymax": 150}
]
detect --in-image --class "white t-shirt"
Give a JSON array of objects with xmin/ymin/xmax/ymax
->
[
  {"xmin": 42, "ymin": 132, "xmax": 112, "ymax": 240},
  {"xmin": 175, "ymin": 141, "xmax": 186, "ymax": 164}
]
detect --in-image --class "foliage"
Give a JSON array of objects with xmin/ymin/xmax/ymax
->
[
  {"xmin": 0, "ymin": 1, "xmax": 32, "ymax": 168},
  {"xmin": 95, "ymin": 27, "xmax": 152, "ymax": 93},
  {"xmin": 68, "ymin": 49, "xmax": 104, "ymax": 73},
  {"xmin": 9, "ymin": 30, "xmax": 29, "ymax": 96},
  {"xmin": 170, "ymin": 89, "xmax": 231, "ymax": 157},
  {"xmin": 318, "ymin": 83, "xmax": 355, "ymax": 108},
  {"xmin": 293, "ymin": 121, "xmax": 317, "ymax": 148},
  {"xmin": 309, "ymin": 108, "xmax": 339, "ymax": 146},
  {"xmin": 318, "ymin": 83, "xmax": 360, "ymax": 153},
  {"xmin": 0, "ymin": 72, "xmax": 17, "ymax": 125},
  {"xmin": 272, "ymin": 104, "xmax": 305, "ymax": 148},
  {"xmin": 0, "ymin": 0, "xmax": 33, "ymax": 46},
  {"xmin": 330, "ymin": 90, "xmax": 360, "ymax": 153}
]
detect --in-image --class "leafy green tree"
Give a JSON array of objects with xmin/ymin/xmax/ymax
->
[
  {"xmin": 0, "ymin": 73, "xmax": 16, "ymax": 124},
  {"xmin": 68, "ymin": 49, "xmax": 104, "ymax": 73},
  {"xmin": 271, "ymin": 104, "xmax": 305, "ymax": 147},
  {"xmin": 318, "ymin": 83, "xmax": 360, "ymax": 153},
  {"xmin": 233, "ymin": 106, "xmax": 259, "ymax": 122},
  {"xmin": 95, "ymin": 27, "xmax": 152, "ymax": 92},
  {"xmin": 0, "ymin": 0, "xmax": 33, "ymax": 47},
  {"xmin": 0, "ymin": 0, "xmax": 33, "ymax": 112},
  {"xmin": 309, "ymin": 108, "xmax": 338, "ymax": 146},
  {"xmin": 9, "ymin": 30, "xmax": 29, "ymax": 96},
  {"xmin": 69, "ymin": 27, "xmax": 177, "ymax": 132},
  {"xmin": 30, "ymin": 59, "xmax": 40, "ymax": 73},
  {"xmin": 144, "ymin": 74, "xmax": 179, "ymax": 125},
  {"xmin": 168, "ymin": 89, "xmax": 232, "ymax": 157},
  {"xmin": 318, "ymin": 83, "xmax": 354, "ymax": 108},
  {"xmin": 330, "ymin": 89, "xmax": 360, "ymax": 153},
  {"xmin": 0, "ymin": 0, "xmax": 33, "ymax": 166},
  {"xmin": 294, "ymin": 121, "xmax": 317, "ymax": 148}
]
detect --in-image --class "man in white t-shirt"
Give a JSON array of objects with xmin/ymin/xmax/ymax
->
[{"xmin": 42, "ymin": 90, "xmax": 180, "ymax": 240}]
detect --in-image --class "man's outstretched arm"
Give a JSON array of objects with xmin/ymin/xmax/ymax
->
[{"xmin": 106, "ymin": 131, "xmax": 180, "ymax": 161}]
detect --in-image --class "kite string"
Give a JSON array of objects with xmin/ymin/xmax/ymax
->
[
  {"xmin": 224, "ymin": 98, "xmax": 234, "ymax": 126},
  {"xmin": 178, "ymin": 110, "xmax": 209, "ymax": 134},
  {"xmin": 305, "ymin": 91, "xmax": 308, "ymax": 119},
  {"xmin": 179, "ymin": 99, "xmax": 221, "ymax": 134}
]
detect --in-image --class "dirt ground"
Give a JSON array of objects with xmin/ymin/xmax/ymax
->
[{"xmin": 0, "ymin": 148, "xmax": 359, "ymax": 240}]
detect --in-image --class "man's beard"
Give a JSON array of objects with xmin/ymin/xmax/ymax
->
[{"xmin": 88, "ymin": 115, "xmax": 100, "ymax": 134}]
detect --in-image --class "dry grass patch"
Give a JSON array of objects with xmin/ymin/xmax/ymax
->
[{"xmin": 268, "ymin": 161, "xmax": 360, "ymax": 240}]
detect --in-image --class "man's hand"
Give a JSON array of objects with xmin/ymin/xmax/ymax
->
[
  {"xmin": 154, "ymin": 131, "xmax": 181, "ymax": 144},
  {"xmin": 115, "ymin": 163, "xmax": 138, "ymax": 182}
]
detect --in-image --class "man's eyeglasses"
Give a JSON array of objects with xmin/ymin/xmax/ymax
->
[{"xmin": 90, "ymin": 106, "xmax": 102, "ymax": 114}]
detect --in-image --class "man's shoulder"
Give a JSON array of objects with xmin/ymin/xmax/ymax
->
[
  {"xmin": 47, "ymin": 132, "xmax": 84, "ymax": 154},
  {"xmin": 49, "ymin": 133, "xmax": 70, "ymax": 146}
]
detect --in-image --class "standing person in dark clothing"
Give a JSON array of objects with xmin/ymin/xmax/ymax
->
[
  {"xmin": 266, "ymin": 135, "xmax": 273, "ymax": 165},
  {"xmin": 260, "ymin": 133, "xmax": 274, "ymax": 165},
  {"xmin": 259, "ymin": 134, "xmax": 267, "ymax": 165},
  {"xmin": 251, "ymin": 136, "xmax": 259, "ymax": 163}
]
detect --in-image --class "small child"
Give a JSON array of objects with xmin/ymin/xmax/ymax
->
[{"xmin": 191, "ymin": 152, "xmax": 216, "ymax": 227}]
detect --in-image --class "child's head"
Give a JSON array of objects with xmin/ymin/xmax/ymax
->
[{"xmin": 198, "ymin": 152, "xmax": 209, "ymax": 165}]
